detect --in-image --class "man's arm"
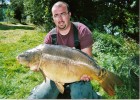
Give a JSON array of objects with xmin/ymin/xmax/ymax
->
[
  {"xmin": 81, "ymin": 45, "xmax": 92, "ymax": 56},
  {"xmin": 80, "ymin": 45, "xmax": 93, "ymax": 81}
]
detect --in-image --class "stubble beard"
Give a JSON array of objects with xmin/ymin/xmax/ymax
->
[{"xmin": 58, "ymin": 24, "xmax": 67, "ymax": 30}]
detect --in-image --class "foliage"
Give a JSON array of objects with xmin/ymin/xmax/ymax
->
[
  {"xmin": 7, "ymin": 0, "xmax": 139, "ymax": 43},
  {"xmin": 91, "ymin": 30, "xmax": 139, "ymax": 99},
  {"xmin": 5, "ymin": 8, "xmax": 15, "ymax": 23},
  {"xmin": 0, "ymin": 8, "xmax": 4, "ymax": 21},
  {"xmin": 23, "ymin": 0, "xmax": 49, "ymax": 24},
  {"xmin": 0, "ymin": 1, "xmax": 8, "ymax": 21},
  {"xmin": 9, "ymin": 0, "xmax": 24, "ymax": 22}
]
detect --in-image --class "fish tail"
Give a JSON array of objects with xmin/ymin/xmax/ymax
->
[{"xmin": 98, "ymin": 69, "xmax": 123, "ymax": 96}]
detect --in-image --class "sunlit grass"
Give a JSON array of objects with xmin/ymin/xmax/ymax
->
[
  {"xmin": 0, "ymin": 30, "xmax": 31, "ymax": 43},
  {"xmin": 0, "ymin": 22, "xmax": 45, "ymax": 99}
]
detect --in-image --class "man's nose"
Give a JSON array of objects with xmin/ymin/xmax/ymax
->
[{"xmin": 58, "ymin": 15, "xmax": 63, "ymax": 20}]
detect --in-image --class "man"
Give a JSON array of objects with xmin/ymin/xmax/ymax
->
[{"xmin": 28, "ymin": 1, "xmax": 100, "ymax": 99}]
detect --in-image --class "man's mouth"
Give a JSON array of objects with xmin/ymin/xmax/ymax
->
[{"xmin": 59, "ymin": 21, "xmax": 64, "ymax": 25}]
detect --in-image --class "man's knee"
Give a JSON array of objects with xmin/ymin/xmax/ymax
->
[
  {"xmin": 70, "ymin": 81, "xmax": 99, "ymax": 99},
  {"xmin": 28, "ymin": 80, "xmax": 59, "ymax": 99}
]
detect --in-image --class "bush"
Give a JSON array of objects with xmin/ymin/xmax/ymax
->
[{"xmin": 92, "ymin": 30, "xmax": 139, "ymax": 99}]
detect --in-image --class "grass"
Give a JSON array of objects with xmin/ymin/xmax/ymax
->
[
  {"xmin": 0, "ymin": 22, "xmax": 46, "ymax": 99},
  {"xmin": 0, "ymin": 22, "xmax": 139, "ymax": 99}
]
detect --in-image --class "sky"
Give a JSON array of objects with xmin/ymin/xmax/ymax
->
[
  {"xmin": 0, "ymin": 0, "xmax": 10, "ymax": 4},
  {"xmin": 5, "ymin": 0, "xmax": 10, "ymax": 4}
]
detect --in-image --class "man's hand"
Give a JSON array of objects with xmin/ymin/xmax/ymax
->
[{"xmin": 80, "ymin": 74, "xmax": 91, "ymax": 81}]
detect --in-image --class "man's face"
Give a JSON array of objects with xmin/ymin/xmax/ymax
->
[{"xmin": 52, "ymin": 5, "xmax": 71, "ymax": 30}]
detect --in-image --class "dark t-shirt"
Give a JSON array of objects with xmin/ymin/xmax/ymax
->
[{"xmin": 44, "ymin": 22, "xmax": 93, "ymax": 49}]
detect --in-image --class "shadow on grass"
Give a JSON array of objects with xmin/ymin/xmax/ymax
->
[{"xmin": 0, "ymin": 23, "xmax": 35, "ymax": 30}]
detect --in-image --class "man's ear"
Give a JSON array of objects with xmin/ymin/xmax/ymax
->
[{"xmin": 69, "ymin": 12, "xmax": 71, "ymax": 17}]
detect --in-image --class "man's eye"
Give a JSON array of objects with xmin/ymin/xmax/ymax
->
[
  {"xmin": 54, "ymin": 14, "xmax": 58, "ymax": 17},
  {"xmin": 61, "ymin": 12, "xmax": 66, "ymax": 16}
]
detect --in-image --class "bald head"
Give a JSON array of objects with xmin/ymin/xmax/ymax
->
[{"xmin": 51, "ymin": 1, "xmax": 70, "ymax": 13}]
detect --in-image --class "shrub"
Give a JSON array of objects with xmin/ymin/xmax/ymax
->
[{"xmin": 92, "ymin": 30, "xmax": 139, "ymax": 99}]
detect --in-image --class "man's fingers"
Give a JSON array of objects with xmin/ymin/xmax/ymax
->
[{"xmin": 80, "ymin": 75, "xmax": 91, "ymax": 81}]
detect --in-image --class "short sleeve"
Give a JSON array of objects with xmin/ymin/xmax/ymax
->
[
  {"xmin": 44, "ymin": 32, "xmax": 52, "ymax": 44},
  {"xmin": 77, "ymin": 23, "xmax": 93, "ymax": 49}
]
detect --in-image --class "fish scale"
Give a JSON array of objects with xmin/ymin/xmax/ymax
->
[{"xmin": 17, "ymin": 44, "xmax": 123, "ymax": 96}]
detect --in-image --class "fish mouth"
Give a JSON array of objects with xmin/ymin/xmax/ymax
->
[{"xmin": 16, "ymin": 55, "xmax": 30, "ymax": 66}]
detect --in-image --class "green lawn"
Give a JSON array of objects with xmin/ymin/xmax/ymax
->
[
  {"xmin": 0, "ymin": 22, "xmax": 46, "ymax": 99},
  {"xmin": 0, "ymin": 22, "xmax": 139, "ymax": 99}
]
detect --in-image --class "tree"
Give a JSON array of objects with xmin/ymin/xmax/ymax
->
[
  {"xmin": 8, "ymin": 0, "xmax": 139, "ymax": 41},
  {"xmin": 0, "ymin": 0, "xmax": 8, "ymax": 21},
  {"xmin": 5, "ymin": 7, "xmax": 14, "ymax": 23},
  {"xmin": 24, "ymin": 0, "xmax": 49, "ymax": 25},
  {"xmin": 10, "ymin": 0, "xmax": 24, "ymax": 23}
]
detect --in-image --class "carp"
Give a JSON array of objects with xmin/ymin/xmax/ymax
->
[{"xmin": 17, "ymin": 44, "xmax": 122, "ymax": 96}]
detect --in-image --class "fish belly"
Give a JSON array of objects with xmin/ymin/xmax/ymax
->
[{"xmin": 40, "ymin": 54, "xmax": 96, "ymax": 83}]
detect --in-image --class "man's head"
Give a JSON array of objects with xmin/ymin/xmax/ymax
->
[{"xmin": 51, "ymin": 1, "xmax": 71, "ymax": 30}]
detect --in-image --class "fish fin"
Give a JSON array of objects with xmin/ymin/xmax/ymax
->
[
  {"xmin": 98, "ymin": 69, "xmax": 123, "ymax": 96},
  {"xmin": 39, "ymin": 68, "xmax": 47, "ymax": 82},
  {"xmin": 55, "ymin": 82, "xmax": 65, "ymax": 94}
]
